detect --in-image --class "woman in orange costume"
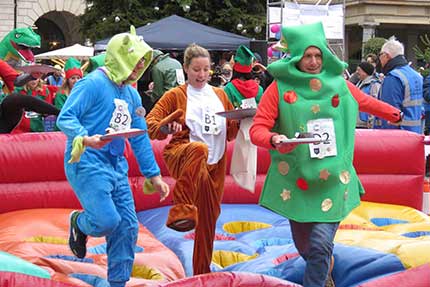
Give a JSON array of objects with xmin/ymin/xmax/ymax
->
[{"xmin": 146, "ymin": 44, "xmax": 238, "ymax": 275}]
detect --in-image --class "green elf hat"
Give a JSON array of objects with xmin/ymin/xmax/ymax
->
[
  {"xmin": 233, "ymin": 45, "xmax": 255, "ymax": 73},
  {"xmin": 64, "ymin": 57, "xmax": 82, "ymax": 79},
  {"xmin": 105, "ymin": 25, "xmax": 153, "ymax": 85}
]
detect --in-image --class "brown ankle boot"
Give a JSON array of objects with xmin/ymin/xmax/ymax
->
[{"xmin": 166, "ymin": 204, "xmax": 198, "ymax": 232}]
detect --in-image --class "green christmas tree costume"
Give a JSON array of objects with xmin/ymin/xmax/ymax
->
[{"xmin": 260, "ymin": 22, "xmax": 364, "ymax": 222}]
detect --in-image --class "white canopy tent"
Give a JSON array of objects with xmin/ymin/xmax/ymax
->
[{"xmin": 35, "ymin": 44, "xmax": 94, "ymax": 61}]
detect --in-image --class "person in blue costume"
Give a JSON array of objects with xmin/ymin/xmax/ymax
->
[{"xmin": 56, "ymin": 26, "xmax": 170, "ymax": 287}]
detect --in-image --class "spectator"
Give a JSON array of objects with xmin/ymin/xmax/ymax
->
[
  {"xmin": 46, "ymin": 65, "xmax": 64, "ymax": 86},
  {"xmin": 145, "ymin": 50, "xmax": 184, "ymax": 113},
  {"xmin": 252, "ymin": 51, "xmax": 272, "ymax": 90},
  {"xmin": 220, "ymin": 62, "xmax": 233, "ymax": 86},
  {"xmin": 54, "ymin": 57, "xmax": 82, "ymax": 110},
  {"xmin": 374, "ymin": 37, "xmax": 423, "ymax": 134},
  {"xmin": 355, "ymin": 61, "xmax": 381, "ymax": 128},
  {"xmin": 365, "ymin": 53, "xmax": 378, "ymax": 67}
]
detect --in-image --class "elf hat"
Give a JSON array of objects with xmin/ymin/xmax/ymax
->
[
  {"xmin": 233, "ymin": 45, "xmax": 255, "ymax": 73},
  {"xmin": 64, "ymin": 57, "xmax": 82, "ymax": 79}
]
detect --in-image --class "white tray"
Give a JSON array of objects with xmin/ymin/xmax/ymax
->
[
  {"xmin": 216, "ymin": 108, "xmax": 257, "ymax": 119},
  {"xmin": 100, "ymin": 129, "xmax": 146, "ymax": 140}
]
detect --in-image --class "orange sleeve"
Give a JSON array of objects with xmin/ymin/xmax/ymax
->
[
  {"xmin": 146, "ymin": 87, "xmax": 184, "ymax": 140},
  {"xmin": 250, "ymin": 81, "xmax": 280, "ymax": 149},
  {"xmin": 346, "ymin": 80, "xmax": 401, "ymax": 123}
]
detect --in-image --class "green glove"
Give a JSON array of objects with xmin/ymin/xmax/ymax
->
[
  {"xmin": 143, "ymin": 178, "xmax": 156, "ymax": 194},
  {"xmin": 68, "ymin": 136, "xmax": 86, "ymax": 163}
]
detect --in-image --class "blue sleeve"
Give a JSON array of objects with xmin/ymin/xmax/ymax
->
[
  {"xmin": 128, "ymin": 88, "xmax": 161, "ymax": 178},
  {"xmin": 56, "ymin": 77, "xmax": 95, "ymax": 138},
  {"xmin": 380, "ymin": 75, "xmax": 404, "ymax": 109}
]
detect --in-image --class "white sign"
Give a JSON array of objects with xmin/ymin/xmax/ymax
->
[{"xmin": 269, "ymin": 3, "xmax": 344, "ymax": 40}]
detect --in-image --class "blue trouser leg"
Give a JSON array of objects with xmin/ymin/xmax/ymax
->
[
  {"xmin": 106, "ymin": 175, "xmax": 138, "ymax": 287},
  {"xmin": 66, "ymin": 158, "xmax": 138, "ymax": 287},
  {"xmin": 289, "ymin": 220, "xmax": 339, "ymax": 287}
]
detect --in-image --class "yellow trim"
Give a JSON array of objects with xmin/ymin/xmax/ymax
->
[
  {"xmin": 212, "ymin": 250, "xmax": 258, "ymax": 268},
  {"xmin": 223, "ymin": 221, "xmax": 272, "ymax": 234}
]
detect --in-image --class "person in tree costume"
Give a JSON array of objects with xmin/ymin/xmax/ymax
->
[
  {"xmin": 54, "ymin": 57, "xmax": 82, "ymax": 110},
  {"xmin": 56, "ymin": 26, "xmax": 169, "ymax": 287},
  {"xmin": 250, "ymin": 22, "xmax": 402, "ymax": 287},
  {"xmin": 146, "ymin": 44, "xmax": 239, "ymax": 275}
]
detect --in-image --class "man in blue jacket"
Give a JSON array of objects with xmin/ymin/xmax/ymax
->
[{"xmin": 374, "ymin": 37, "xmax": 423, "ymax": 134}]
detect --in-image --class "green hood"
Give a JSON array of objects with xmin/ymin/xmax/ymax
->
[
  {"xmin": 152, "ymin": 49, "xmax": 164, "ymax": 59},
  {"xmin": 268, "ymin": 22, "xmax": 347, "ymax": 81},
  {"xmin": 104, "ymin": 26, "xmax": 153, "ymax": 85},
  {"xmin": 88, "ymin": 53, "xmax": 106, "ymax": 73}
]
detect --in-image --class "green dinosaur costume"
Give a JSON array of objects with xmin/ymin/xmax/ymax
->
[
  {"xmin": 0, "ymin": 27, "xmax": 41, "ymax": 68},
  {"xmin": 260, "ymin": 22, "xmax": 363, "ymax": 223}
]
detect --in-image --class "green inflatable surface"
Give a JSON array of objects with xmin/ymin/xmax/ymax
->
[{"xmin": 0, "ymin": 251, "xmax": 51, "ymax": 279}]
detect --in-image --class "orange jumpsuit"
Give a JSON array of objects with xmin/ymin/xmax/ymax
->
[{"xmin": 146, "ymin": 84, "xmax": 238, "ymax": 275}]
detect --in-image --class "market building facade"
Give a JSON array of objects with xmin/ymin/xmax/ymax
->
[{"xmin": 0, "ymin": 0, "xmax": 86, "ymax": 54}]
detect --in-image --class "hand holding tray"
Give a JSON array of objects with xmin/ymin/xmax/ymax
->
[
  {"xmin": 100, "ymin": 128, "xmax": 146, "ymax": 140},
  {"xmin": 216, "ymin": 108, "xmax": 257, "ymax": 120}
]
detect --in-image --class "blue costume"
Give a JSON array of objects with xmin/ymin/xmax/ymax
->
[
  {"xmin": 374, "ymin": 57, "xmax": 423, "ymax": 134},
  {"xmin": 57, "ymin": 27, "xmax": 157, "ymax": 287}
]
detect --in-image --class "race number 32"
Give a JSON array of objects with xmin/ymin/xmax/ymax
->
[{"xmin": 307, "ymin": 118, "xmax": 337, "ymax": 158}]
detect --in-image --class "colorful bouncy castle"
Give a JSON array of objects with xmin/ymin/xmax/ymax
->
[{"xmin": 0, "ymin": 129, "xmax": 429, "ymax": 286}]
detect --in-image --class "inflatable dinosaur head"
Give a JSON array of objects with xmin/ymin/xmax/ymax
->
[{"xmin": 0, "ymin": 27, "xmax": 41, "ymax": 65}]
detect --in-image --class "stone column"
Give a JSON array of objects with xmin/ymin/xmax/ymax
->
[
  {"xmin": 361, "ymin": 22, "xmax": 379, "ymax": 58},
  {"xmin": 406, "ymin": 30, "xmax": 419, "ymax": 66}
]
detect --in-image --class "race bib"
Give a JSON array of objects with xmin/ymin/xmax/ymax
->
[
  {"xmin": 176, "ymin": 69, "xmax": 185, "ymax": 85},
  {"xmin": 307, "ymin": 118, "xmax": 337, "ymax": 159},
  {"xmin": 241, "ymin": 98, "xmax": 257, "ymax": 109},
  {"xmin": 109, "ymin": 99, "xmax": 131, "ymax": 131},
  {"xmin": 202, "ymin": 105, "xmax": 221, "ymax": 135}
]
